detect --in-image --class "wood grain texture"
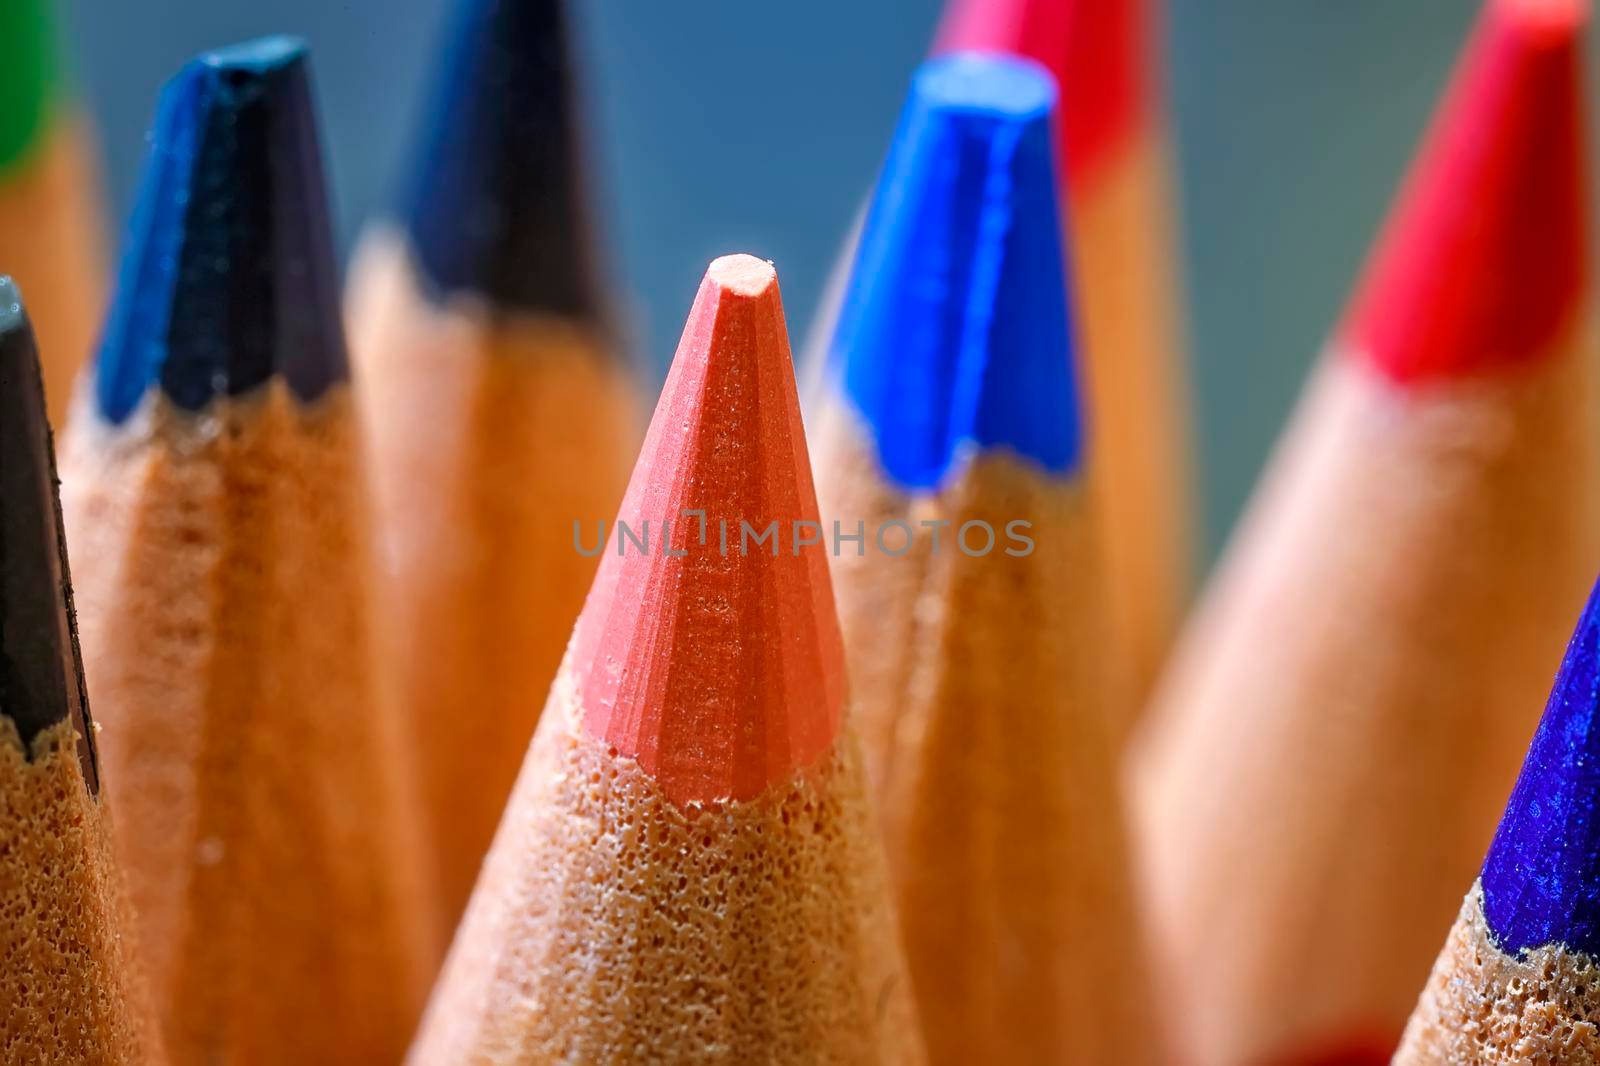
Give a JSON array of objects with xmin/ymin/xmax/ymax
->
[
  {"xmin": 812, "ymin": 405, "xmax": 1160, "ymax": 1065},
  {"xmin": 348, "ymin": 229, "xmax": 636, "ymax": 941},
  {"xmin": 60, "ymin": 385, "xmax": 436, "ymax": 1066}
]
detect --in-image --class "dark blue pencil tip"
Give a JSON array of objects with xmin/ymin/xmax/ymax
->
[
  {"xmin": 0, "ymin": 279, "xmax": 98, "ymax": 793},
  {"xmin": 828, "ymin": 52, "xmax": 1083, "ymax": 490},
  {"xmin": 1481, "ymin": 575, "xmax": 1600, "ymax": 956},
  {"xmin": 402, "ymin": 0, "xmax": 603, "ymax": 320},
  {"xmin": 92, "ymin": 35, "xmax": 348, "ymax": 425}
]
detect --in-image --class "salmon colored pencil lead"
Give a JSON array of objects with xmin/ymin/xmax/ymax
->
[
  {"xmin": 405, "ymin": 255, "xmax": 922, "ymax": 1065},
  {"xmin": 926, "ymin": 0, "xmax": 1192, "ymax": 717},
  {"xmin": 346, "ymin": 0, "xmax": 637, "ymax": 943},
  {"xmin": 0, "ymin": 0, "xmax": 106, "ymax": 426},
  {"xmin": 1396, "ymin": 575, "xmax": 1600, "ymax": 1063},
  {"xmin": 572, "ymin": 255, "xmax": 843, "ymax": 805},
  {"xmin": 59, "ymin": 37, "xmax": 434, "ymax": 1066},
  {"xmin": 810, "ymin": 53, "xmax": 1160, "ymax": 1064},
  {"xmin": 1135, "ymin": 2, "xmax": 1600, "ymax": 1063},
  {"xmin": 0, "ymin": 278, "xmax": 166, "ymax": 1065}
]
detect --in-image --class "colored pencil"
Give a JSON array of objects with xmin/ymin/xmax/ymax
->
[
  {"xmin": 57, "ymin": 39, "xmax": 434, "ymax": 1064},
  {"xmin": 1394, "ymin": 574, "xmax": 1600, "ymax": 1064},
  {"xmin": 346, "ymin": 0, "xmax": 637, "ymax": 940},
  {"xmin": 0, "ymin": 278, "xmax": 166, "ymax": 1065},
  {"xmin": 808, "ymin": 53, "xmax": 1158, "ymax": 1064},
  {"xmin": 0, "ymin": 0, "xmax": 105, "ymax": 426},
  {"xmin": 406, "ymin": 255, "xmax": 923, "ymax": 1064},
  {"xmin": 1134, "ymin": 2, "xmax": 1598, "ymax": 1063}
]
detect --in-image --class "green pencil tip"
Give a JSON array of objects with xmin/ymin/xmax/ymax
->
[{"xmin": 0, "ymin": 0, "xmax": 64, "ymax": 174}]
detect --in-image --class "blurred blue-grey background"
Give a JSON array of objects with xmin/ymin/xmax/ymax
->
[{"xmin": 62, "ymin": 1, "xmax": 1488, "ymax": 560}]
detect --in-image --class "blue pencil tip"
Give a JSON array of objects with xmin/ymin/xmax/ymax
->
[
  {"xmin": 402, "ymin": 0, "xmax": 602, "ymax": 320},
  {"xmin": 1481, "ymin": 576, "xmax": 1600, "ymax": 956},
  {"xmin": 828, "ymin": 52, "xmax": 1083, "ymax": 490},
  {"xmin": 93, "ymin": 36, "xmax": 347, "ymax": 425}
]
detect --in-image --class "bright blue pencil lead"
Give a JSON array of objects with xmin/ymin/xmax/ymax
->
[
  {"xmin": 94, "ymin": 36, "xmax": 347, "ymax": 425},
  {"xmin": 829, "ymin": 52, "xmax": 1084, "ymax": 490},
  {"xmin": 1482, "ymin": 574, "xmax": 1600, "ymax": 955}
]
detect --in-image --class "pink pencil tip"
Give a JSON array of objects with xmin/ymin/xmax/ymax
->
[{"xmin": 568, "ymin": 256, "xmax": 846, "ymax": 807}]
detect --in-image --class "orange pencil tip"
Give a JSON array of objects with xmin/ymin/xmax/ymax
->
[{"xmin": 568, "ymin": 254, "xmax": 846, "ymax": 807}]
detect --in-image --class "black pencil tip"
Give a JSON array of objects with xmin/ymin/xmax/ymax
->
[
  {"xmin": 0, "ymin": 278, "xmax": 98, "ymax": 794},
  {"xmin": 402, "ymin": 0, "xmax": 604, "ymax": 321},
  {"xmin": 93, "ymin": 35, "xmax": 348, "ymax": 425}
]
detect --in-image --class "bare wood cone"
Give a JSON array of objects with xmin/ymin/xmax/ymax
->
[
  {"xmin": 1135, "ymin": 332, "xmax": 1600, "ymax": 1064},
  {"xmin": 1, "ymin": 721, "xmax": 168, "ymax": 1065},
  {"xmin": 813, "ymin": 411, "xmax": 1161, "ymax": 1065},
  {"xmin": 1397, "ymin": 887, "xmax": 1600, "ymax": 1065},
  {"xmin": 406, "ymin": 678, "xmax": 922, "ymax": 1065},
  {"xmin": 60, "ymin": 388, "xmax": 437, "ymax": 1064},
  {"xmin": 348, "ymin": 231, "xmax": 636, "ymax": 938}
]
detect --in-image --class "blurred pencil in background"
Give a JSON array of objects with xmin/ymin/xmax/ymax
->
[
  {"xmin": 0, "ymin": 0, "xmax": 105, "ymax": 426},
  {"xmin": 810, "ymin": 53, "xmax": 1157, "ymax": 1064},
  {"xmin": 1136, "ymin": 1, "xmax": 1599, "ymax": 1062},
  {"xmin": 59, "ymin": 39, "xmax": 434, "ymax": 1064},
  {"xmin": 408, "ymin": 255, "xmax": 922, "ymax": 1064},
  {"xmin": 0, "ymin": 279, "xmax": 166, "ymax": 1066},
  {"xmin": 934, "ymin": 0, "xmax": 1192, "ymax": 715},
  {"xmin": 1395, "ymin": 575, "xmax": 1600, "ymax": 1064},
  {"xmin": 346, "ymin": 0, "xmax": 637, "ymax": 941}
]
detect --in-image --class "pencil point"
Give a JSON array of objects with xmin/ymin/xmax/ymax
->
[
  {"xmin": 830, "ymin": 52, "xmax": 1083, "ymax": 490},
  {"xmin": 0, "ymin": 278, "xmax": 96, "ymax": 792},
  {"xmin": 93, "ymin": 36, "xmax": 347, "ymax": 424},
  {"xmin": 1340, "ymin": 0, "xmax": 1589, "ymax": 382},
  {"xmin": 402, "ymin": 0, "xmax": 602, "ymax": 319},
  {"xmin": 570, "ymin": 255, "xmax": 845, "ymax": 806},
  {"xmin": 1481, "ymin": 576, "xmax": 1600, "ymax": 955}
]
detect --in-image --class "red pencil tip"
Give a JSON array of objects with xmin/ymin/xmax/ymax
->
[
  {"xmin": 933, "ymin": 0, "xmax": 1150, "ymax": 184},
  {"xmin": 569, "ymin": 255, "xmax": 846, "ymax": 806},
  {"xmin": 1340, "ymin": 0, "xmax": 1589, "ymax": 383}
]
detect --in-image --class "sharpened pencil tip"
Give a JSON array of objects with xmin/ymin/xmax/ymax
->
[
  {"xmin": 1481, "ymin": 575, "xmax": 1600, "ymax": 956},
  {"xmin": 0, "ymin": 278, "xmax": 97, "ymax": 792},
  {"xmin": 92, "ymin": 36, "xmax": 347, "ymax": 424},
  {"xmin": 402, "ymin": 0, "xmax": 603, "ymax": 321},
  {"xmin": 569, "ymin": 256, "xmax": 845, "ymax": 807},
  {"xmin": 829, "ymin": 52, "xmax": 1084, "ymax": 490},
  {"xmin": 1340, "ymin": 0, "xmax": 1589, "ymax": 382}
]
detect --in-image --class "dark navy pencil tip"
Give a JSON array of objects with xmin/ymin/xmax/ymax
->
[
  {"xmin": 402, "ymin": 0, "xmax": 604, "ymax": 322},
  {"xmin": 1481, "ymin": 576, "xmax": 1600, "ymax": 956},
  {"xmin": 0, "ymin": 279, "xmax": 99, "ymax": 793},
  {"xmin": 92, "ymin": 36, "xmax": 347, "ymax": 426},
  {"xmin": 828, "ymin": 51, "xmax": 1084, "ymax": 491}
]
